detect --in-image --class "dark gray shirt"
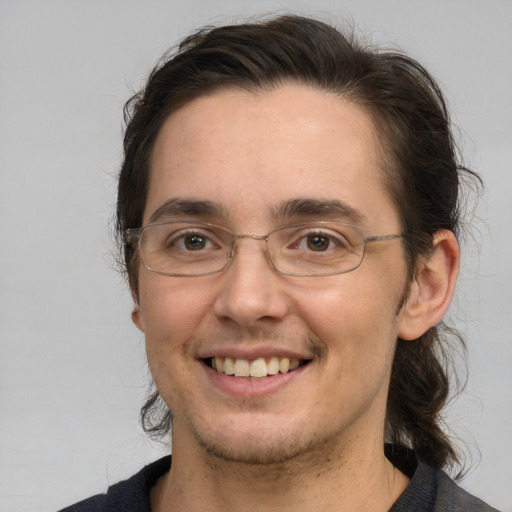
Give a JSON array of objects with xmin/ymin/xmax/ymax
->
[{"xmin": 59, "ymin": 447, "xmax": 500, "ymax": 511}]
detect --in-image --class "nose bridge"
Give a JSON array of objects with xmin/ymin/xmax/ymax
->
[
  {"xmin": 214, "ymin": 231, "xmax": 287, "ymax": 325},
  {"xmin": 228, "ymin": 233, "xmax": 269, "ymax": 258}
]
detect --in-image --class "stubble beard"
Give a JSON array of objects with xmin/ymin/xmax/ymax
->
[
  {"xmin": 189, "ymin": 417, "xmax": 346, "ymax": 478},
  {"xmin": 198, "ymin": 425, "xmax": 316, "ymax": 466},
  {"xmin": 181, "ymin": 330, "xmax": 329, "ymax": 469}
]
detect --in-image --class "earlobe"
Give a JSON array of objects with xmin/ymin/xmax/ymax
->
[
  {"xmin": 398, "ymin": 230, "xmax": 460, "ymax": 341},
  {"xmin": 131, "ymin": 303, "xmax": 145, "ymax": 332}
]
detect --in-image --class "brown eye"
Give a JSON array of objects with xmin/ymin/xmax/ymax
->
[
  {"xmin": 306, "ymin": 235, "xmax": 331, "ymax": 251},
  {"xmin": 169, "ymin": 230, "xmax": 217, "ymax": 252},
  {"xmin": 184, "ymin": 234, "xmax": 207, "ymax": 250}
]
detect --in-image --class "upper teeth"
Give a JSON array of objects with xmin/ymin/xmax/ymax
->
[{"xmin": 212, "ymin": 356, "xmax": 301, "ymax": 377}]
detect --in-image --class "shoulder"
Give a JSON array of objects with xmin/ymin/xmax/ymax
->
[
  {"xmin": 434, "ymin": 470, "xmax": 500, "ymax": 512},
  {"xmin": 387, "ymin": 446, "xmax": 500, "ymax": 512},
  {"xmin": 58, "ymin": 493, "xmax": 106, "ymax": 512},
  {"xmin": 57, "ymin": 456, "xmax": 171, "ymax": 512}
]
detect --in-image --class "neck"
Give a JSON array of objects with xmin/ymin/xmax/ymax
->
[{"xmin": 151, "ymin": 425, "xmax": 409, "ymax": 512}]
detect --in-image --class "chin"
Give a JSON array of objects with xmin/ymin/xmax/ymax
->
[
  {"xmin": 200, "ymin": 437, "xmax": 312, "ymax": 466},
  {"xmin": 188, "ymin": 417, "xmax": 330, "ymax": 467}
]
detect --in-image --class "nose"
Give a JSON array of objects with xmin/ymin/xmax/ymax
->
[{"xmin": 213, "ymin": 238, "xmax": 289, "ymax": 326}]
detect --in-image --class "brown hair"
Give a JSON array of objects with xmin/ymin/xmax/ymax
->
[{"xmin": 117, "ymin": 15, "xmax": 480, "ymax": 472}]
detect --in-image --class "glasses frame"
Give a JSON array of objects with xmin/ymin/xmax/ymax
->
[{"xmin": 125, "ymin": 220, "xmax": 403, "ymax": 278}]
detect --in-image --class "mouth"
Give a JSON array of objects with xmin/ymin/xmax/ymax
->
[{"xmin": 204, "ymin": 356, "xmax": 310, "ymax": 378}]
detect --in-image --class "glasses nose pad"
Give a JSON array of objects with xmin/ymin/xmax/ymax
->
[
  {"xmin": 226, "ymin": 240, "xmax": 237, "ymax": 259},
  {"xmin": 225, "ymin": 235, "xmax": 267, "ymax": 261}
]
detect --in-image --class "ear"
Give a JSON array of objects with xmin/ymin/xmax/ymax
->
[
  {"xmin": 398, "ymin": 230, "xmax": 459, "ymax": 340},
  {"xmin": 131, "ymin": 302, "xmax": 145, "ymax": 332}
]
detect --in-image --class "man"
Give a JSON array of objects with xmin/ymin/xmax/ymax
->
[{"xmin": 62, "ymin": 15, "xmax": 499, "ymax": 512}]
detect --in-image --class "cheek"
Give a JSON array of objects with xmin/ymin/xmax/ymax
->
[
  {"xmin": 292, "ymin": 272, "xmax": 404, "ymax": 360},
  {"xmin": 138, "ymin": 277, "xmax": 212, "ymax": 361},
  {"xmin": 137, "ymin": 279, "xmax": 213, "ymax": 411}
]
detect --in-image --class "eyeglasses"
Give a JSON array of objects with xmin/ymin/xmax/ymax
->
[{"xmin": 125, "ymin": 220, "xmax": 403, "ymax": 278}]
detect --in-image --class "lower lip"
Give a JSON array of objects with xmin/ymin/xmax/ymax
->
[{"xmin": 202, "ymin": 361, "xmax": 309, "ymax": 398}]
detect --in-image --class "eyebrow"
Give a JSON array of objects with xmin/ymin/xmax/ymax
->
[
  {"xmin": 148, "ymin": 198, "xmax": 228, "ymax": 223},
  {"xmin": 271, "ymin": 198, "xmax": 366, "ymax": 224},
  {"xmin": 148, "ymin": 197, "xmax": 366, "ymax": 226}
]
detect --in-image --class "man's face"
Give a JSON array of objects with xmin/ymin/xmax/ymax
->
[{"xmin": 133, "ymin": 84, "xmax": 411, "ymax": 465}]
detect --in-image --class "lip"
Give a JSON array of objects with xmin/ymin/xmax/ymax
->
[
  {"xmin": 201, "ymin": 359, "xmax": 311, "ymax": 398},
  {"xmin": 196, "ymin": 345, "xmax": 312, "ymax": 361}
]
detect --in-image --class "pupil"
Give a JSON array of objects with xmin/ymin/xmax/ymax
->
[
  {"xmin": 185, "ymin": 235, "xmax": 205, "ymax": 250},
  {"xmin": 307, "ymin": 235, "xmax": 329, "ymax": 251}
]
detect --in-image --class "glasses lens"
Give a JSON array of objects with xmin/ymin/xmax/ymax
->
[
  {"xmin": 135, "ymin": 221, "xmax": 368, "ymax": 277},
  {"xmin": 268, "ymin": 223, "xmax": 365, "ymax": 276},
  {"xmin": 139, "ymin": 222, "xmax": 230, "ymax": 276}
]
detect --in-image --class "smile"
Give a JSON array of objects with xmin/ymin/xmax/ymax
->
[{"xmin": 207, "ymin": 356, "xmax": 307, "ymax": 378}]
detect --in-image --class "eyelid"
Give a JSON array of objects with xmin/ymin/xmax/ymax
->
[
  {"xmin": 308, "ymin": 229, "xmax": 347, "ymax": 243},
  {"xmin": 283, "ymin": 223, "xmax": 356, "ymax": 238},
  {"xmin": 166, "ymin": 224, "xmax": 232, "ymax": 245}
]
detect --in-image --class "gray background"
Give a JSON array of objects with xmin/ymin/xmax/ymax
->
[{"xmin": 1, "ymin": 1, "xmax": 511, "ymax": 510}]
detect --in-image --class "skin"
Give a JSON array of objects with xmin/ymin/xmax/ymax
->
[{"xmin": 132, "ymin": 84, "xmax": 459, "ymax": 511}]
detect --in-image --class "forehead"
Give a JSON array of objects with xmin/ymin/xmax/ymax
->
[{"xmin": 147, "ymin": 84, "xmax": 399, "ymax": 230}]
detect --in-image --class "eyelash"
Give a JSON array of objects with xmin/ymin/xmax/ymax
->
[{"xmin": 167, "ymin": 228, "xmax": 350, "ymax": 252}]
